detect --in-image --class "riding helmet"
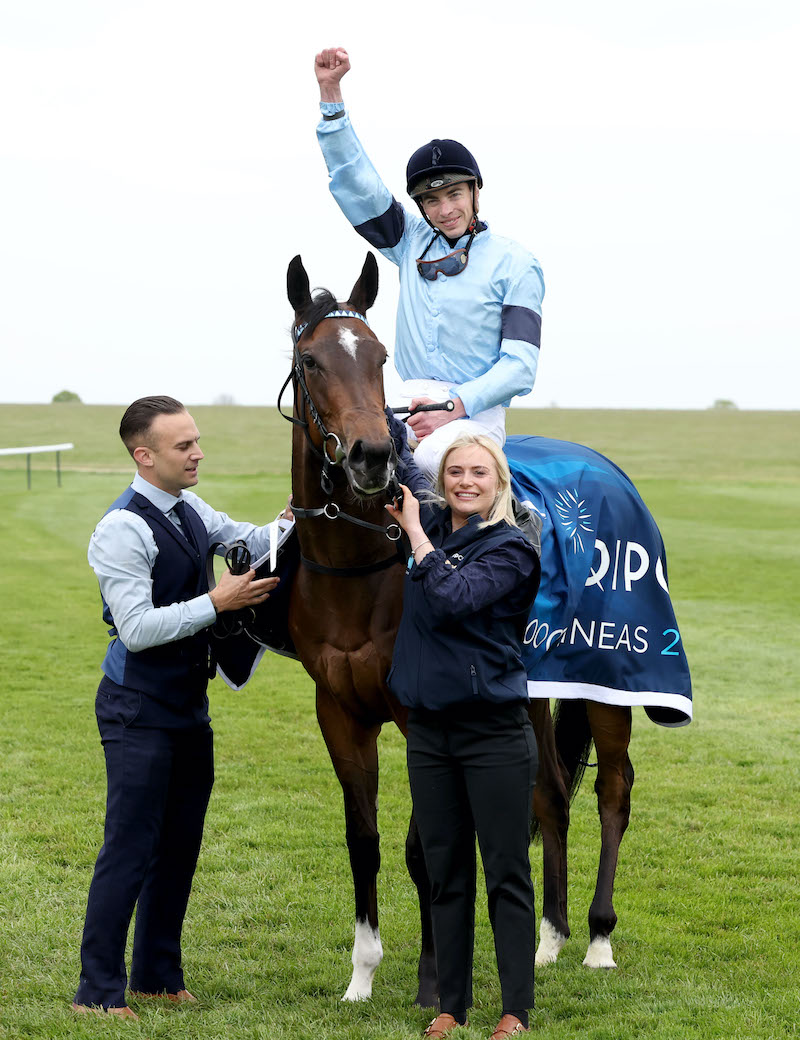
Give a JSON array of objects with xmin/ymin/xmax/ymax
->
[{"xmin": 406, "ymin": 139, "xmax": 483, "ymax": 197}]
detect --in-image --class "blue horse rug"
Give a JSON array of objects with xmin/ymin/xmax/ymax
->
[{"xmin": 506, "ymin": 435, "xmax": 692, "ymax": 727}]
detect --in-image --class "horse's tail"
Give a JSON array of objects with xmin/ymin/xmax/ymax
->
[
  {"xmin": 530, "ymin": 698, "xmax": 594, "ymax": 841},
  {"xmin": 553, "ymin": 697, "xmax": 594, "ymax": 800}
]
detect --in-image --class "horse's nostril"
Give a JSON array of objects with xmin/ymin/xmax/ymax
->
[
  {"xmin": 349, "ymin": 439, "xmax": 392, "ymax": 472},
  {"xmin": 349, "ymin": 439, "xmax": 366, "ymax": 467}
]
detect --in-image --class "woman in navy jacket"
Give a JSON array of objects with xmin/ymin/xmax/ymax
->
[{"xmin": 386, "ymin": 434, "xmax": 540, "ymax": 1040}]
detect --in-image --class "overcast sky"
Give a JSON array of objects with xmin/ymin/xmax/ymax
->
[{"xmin": 2, "ymin": 0, "xmax": 798, "ymax": 411}]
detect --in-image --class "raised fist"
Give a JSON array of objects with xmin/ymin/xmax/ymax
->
[{"xmin": 314, "ymin": 47, "xmax": 351, "ymax": 100}]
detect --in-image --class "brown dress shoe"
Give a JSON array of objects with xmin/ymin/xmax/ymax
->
[
  {"xmin": 130, "ymin": 989, "xmax": 197, "ymax": 1003},
  {"xmin": 423, "ymin": 1012, "xmax": 467, "ymax": 1038},
  {"xmin": 489, "ymin": 1014, "xmax": 530, "ymax": 1039},
  {"xmin": 71, "ymin": 1002, "xmax": 139, "ymax": 1020}
]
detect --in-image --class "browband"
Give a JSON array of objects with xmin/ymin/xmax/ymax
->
[{"xmin": 293, "ymin": 309, "xmax": 371, "ymax": 344}]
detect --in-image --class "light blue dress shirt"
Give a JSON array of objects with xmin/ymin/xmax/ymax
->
[
  {"xmin": 317, "ymin": 104, "xmax": 545, "ymax": 418},
  {"xmin": 88, "ymin": 472, "xmax": 272, "ymax": 654}
]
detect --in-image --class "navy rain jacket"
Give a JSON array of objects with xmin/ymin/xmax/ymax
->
[{"xmin": 388, "ymin": 508, "xmax": 540, "ymax": 711}]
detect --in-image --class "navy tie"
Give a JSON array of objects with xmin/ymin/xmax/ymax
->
[{"xmin": 172, "ymin": 499, "xmax": 198, "ymax": 552}]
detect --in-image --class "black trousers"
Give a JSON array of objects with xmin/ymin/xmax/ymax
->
[
  {"xmin": 407, "ymin": 700, "xmax": 538, "ymax": 1019},
  {"xmin": 74, "ymin": 712, "xmax": 214, "ymax": 1008}
]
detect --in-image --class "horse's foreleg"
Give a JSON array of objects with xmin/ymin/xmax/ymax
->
[
  {"xmin": 584, "ymin": 702, "xmax": 634, "ymax": 969},
  {"xmin": 529, "ymin": 700, "xmax": 571, "ymax": 965},
  {"xmin": 405, "ymin": 813, "xmax": 438, "ymax": 1008},
  {"xmin": 316, "ymin": 689, "xmax": 383, "ymax": 1001}
]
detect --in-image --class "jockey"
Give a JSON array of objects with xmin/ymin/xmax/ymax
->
[{"xmin": 314, "ymin": 46, "xmax": 545, "ymax": 482}]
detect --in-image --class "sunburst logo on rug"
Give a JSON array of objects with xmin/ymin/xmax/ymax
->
[{"xmin": 554, "ymin": 489, "xmax": 593, "ymax": 553}]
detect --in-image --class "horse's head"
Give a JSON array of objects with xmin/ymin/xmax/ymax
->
[{"xmin": 287, "ymin": 253, "xmax": 395, "ymax": 496}]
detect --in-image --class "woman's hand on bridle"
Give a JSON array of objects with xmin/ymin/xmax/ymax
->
[
  {"xmin": 386, "ymin": 483, "xmax": 423, "ymax": 537},
  {"xmin": 387, "ymin": 485, "xmax": 436, "ymax": 565}
]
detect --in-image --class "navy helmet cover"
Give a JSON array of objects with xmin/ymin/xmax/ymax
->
[{"xmin": 406, "ymin": 138, "xmax": 483, "ymax": 197}]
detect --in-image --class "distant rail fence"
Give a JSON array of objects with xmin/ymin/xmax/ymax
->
[{"xmin": 0, "ymin": 443, "xmax": 74, "ymax": 489}]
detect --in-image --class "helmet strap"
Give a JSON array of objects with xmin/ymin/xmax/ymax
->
[
  {"xmin": 418, "ymin": 229, "xmax": 444, "ymax": 262},
  {"xmin": 462, "ymin": 220, "xmax": 479, "ymax": 255}
]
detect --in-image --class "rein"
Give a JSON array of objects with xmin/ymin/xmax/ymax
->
[{"xmin": 205, "ymin": 540, "xmax": 256, "ymax": 638}]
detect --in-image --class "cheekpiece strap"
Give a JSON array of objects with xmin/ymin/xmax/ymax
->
[{"xmin": 293, "ymin": 309, "xmax": 371, "ymax": 344}]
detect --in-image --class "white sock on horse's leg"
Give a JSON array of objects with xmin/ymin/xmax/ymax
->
[
  {"xmin": 535, "ymin": 918, "xmax": 568, "ymax": 965},
  {"xmin": 583, "ymin": 935, "xmax": 617, "ymax": 969},
  {"xmin": 342, "ymin": 919, "xmax": 383, "ymax": 1001}
]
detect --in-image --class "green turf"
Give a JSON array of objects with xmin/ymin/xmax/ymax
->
[{"xmin": 0, "ymin": 405, "xmax": 798, "ymax": 1039}]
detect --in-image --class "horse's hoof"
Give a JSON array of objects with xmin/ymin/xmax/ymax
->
[
  {"xmin": 341, "ymin": 983, "xmax": 372, "ymax": 1002},
  {"xmin": 583, "ymin": 936, "xmax": 617, "ymax": 968},
  {"xmin": 535, "ymin": 918, "xmax": 568, "ymax": 965}
]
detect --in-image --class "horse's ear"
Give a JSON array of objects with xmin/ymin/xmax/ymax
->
[
  {"xmin": 348, "ymin": 252, "xmax": 379, "ymax": 314},
  {"xmin": 287, "ymin": 255, "xmax": 312, "ymax": 315}
]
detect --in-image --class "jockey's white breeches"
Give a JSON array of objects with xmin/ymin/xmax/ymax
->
[{"xmin": 399, "ymin": 379, "xmax": 506, "ymax": 483}]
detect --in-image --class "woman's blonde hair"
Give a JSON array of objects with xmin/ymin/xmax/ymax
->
[{"xmin": 435, "ymin": 434, "xmax": 516, "ymax": 529}]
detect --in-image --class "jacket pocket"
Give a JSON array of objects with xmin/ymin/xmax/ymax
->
[{"xmin": 470, "ymin": 663, "xmax": 479, "ymax": 697}]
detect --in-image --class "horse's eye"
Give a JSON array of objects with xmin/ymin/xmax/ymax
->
[{"xmin": 302, "ymin": 355, "xmax": 318, "ymax": 371}]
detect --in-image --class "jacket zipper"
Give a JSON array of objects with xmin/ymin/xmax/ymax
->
[{"xmin": 470, "ymin": 663, "xmax": 479, "ymax": 697}]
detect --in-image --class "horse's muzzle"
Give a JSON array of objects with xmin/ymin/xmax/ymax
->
[{"xmin": 344, "ymin": 437, "xmax": 396, "ymax": 496}]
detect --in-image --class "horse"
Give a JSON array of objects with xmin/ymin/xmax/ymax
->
[
  {"xmin": 279, "ymin": 252, "xmax": 662, "ymax": 1002},
  {"xmin": 282, "ymin": 252, "xmax": 436, "ymax": 1005}
]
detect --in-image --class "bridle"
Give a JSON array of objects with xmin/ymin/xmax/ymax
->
[
  {"xmin": 277, "ymin": 310, "xmax": 366, "ymax": 492},
  {"xmin": 277, "ymin": 309, "xmax": 404, "ymax": 575}
]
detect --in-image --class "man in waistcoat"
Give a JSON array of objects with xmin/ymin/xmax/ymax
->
[{"xmin": 72, "ymin": 395, "xmax": 279, "ymax": 1019}]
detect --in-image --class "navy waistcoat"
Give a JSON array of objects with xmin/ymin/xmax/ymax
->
[{"xmin": 100, "ymin": 489, "xmax": 212, "ymax": 706}]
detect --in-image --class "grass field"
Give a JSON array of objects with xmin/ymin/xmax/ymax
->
[{"xmin": 1, "ymin": 404, "xmax": 798, "ymax": 1040}]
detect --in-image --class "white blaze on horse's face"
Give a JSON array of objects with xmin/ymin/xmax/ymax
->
[{"xmin": 338, "ymin": 326, "xmax": 359, "ymax": 361}]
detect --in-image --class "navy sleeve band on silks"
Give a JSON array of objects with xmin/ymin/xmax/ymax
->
[
  {"xmin": 354, "ymin": 199, "xmax": 406, "ymax": 250},
  {"xmin": 502, "ymin": 305, "xmax": 542, "ymax": 348}
]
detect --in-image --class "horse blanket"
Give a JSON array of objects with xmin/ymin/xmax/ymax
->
[{"xmin": 506, "ymin": 435, "xmax": 692, "ymax": 727}]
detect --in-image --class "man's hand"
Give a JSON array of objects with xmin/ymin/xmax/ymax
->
[
  {"xmin": 314, "ymin": 47, "xmax": 350, "ymax": 102},
  {"xmin": 406, "ymin": 396, "xmax": 466, "ymax": 440},
  {"xmin": 209, "ymin": 570, "xmax": 279, "ymax": 614}
]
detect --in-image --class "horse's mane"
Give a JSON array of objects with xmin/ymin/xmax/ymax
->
[{"xmin": 297, "ymin": 288, "xmax": 340, "ymax": 339}]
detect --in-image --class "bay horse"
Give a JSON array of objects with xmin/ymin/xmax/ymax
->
[{"xmin": 282, "ymin": 252, "xmax": 636, "ymax": 1003}]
